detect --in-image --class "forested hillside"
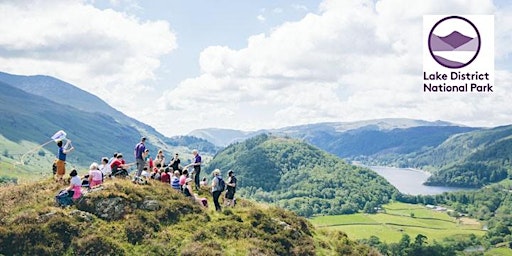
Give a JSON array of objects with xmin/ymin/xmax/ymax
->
[
  {"xmin": 396, "ymin": 125, "xmax": 512, "ymax": 187},
  {"xmin": 206, "ymin": 134, "xmax": 398, "ymax": 217}
]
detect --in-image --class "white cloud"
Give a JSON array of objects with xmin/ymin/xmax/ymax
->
[
  {"xmin": 0, "ymin": 0, "xmax": 176, "ymax": 111},
  {"xmin": 153, "ymin": 0, "xmax": 512, "ymax": 135},
  {"xmin": 2, "ymin": 0, "xmax": 511, "ymax": 136}
]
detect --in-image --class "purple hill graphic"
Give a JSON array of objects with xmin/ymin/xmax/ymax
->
[
  {"xmin": 432, "ymin": 55, "xmax": 464, "ymax": 67},
  {"xmin": 429, "ymin": 30, "xmax": 480, "ymax": 68},
  {"xmin": 429, "ymin": 31, "xmax": 478, "ymax": 51}
]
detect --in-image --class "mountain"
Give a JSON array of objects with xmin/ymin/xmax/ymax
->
[
  {"xmin": 191, "ymin": 118, "xmax": 477, "ymax": 160},
  {"xmin": 205, "ymin": 134, "xmax": 399, "ymax": 217},
  {"xmin": 0, "ymin": 71, "xmax": 216, "ymax": 173},
  {"xmin": 401, "ymin": 125, "xmax": 512, "ymax": 187},
  {"xmin": 0, "ymin": 81, "xmax": 143, "ymax": 166},
  {"xmin": 0, "ymin": 179, "xmax": 378, "ymax": 255},
  {"xmin": 0, "ymin": 72, "xmax": 167, "ymax": 147},
  {"xmin": 188, "ymin": 128, "xmax": 263, "ymax": 147}
]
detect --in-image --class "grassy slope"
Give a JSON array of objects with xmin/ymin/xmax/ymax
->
[
  {"xmin": 0, "ymin": 177, "xmax": 377, "ymax": 256},
  {"xmin": 310, "ymin": 202, "xmax": 486, "ymax": 243}
]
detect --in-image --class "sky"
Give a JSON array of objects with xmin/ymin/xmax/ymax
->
[{"xmin": 0, "ymin": 0, "xmax": 511, "ymax": 137}]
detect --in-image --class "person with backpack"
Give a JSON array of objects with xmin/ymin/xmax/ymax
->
[
  {"xmin": 225, "ymin": 170, "xmax": 237, "ymax": 207},
  {"xmin": 211, "ymin": 169, "xmax": 225, "ymax": 212}
]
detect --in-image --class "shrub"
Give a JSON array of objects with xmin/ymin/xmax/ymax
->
[{"xmin": 71, "ymin": 235, "xmax": 125, "ymax": 255}]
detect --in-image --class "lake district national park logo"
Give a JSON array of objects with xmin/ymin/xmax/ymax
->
[{"xmin": 423, "ymin": 15, "xmax": 494, "ymax": 93}]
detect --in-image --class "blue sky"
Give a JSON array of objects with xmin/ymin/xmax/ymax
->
[{"xmin": 0, "ymin": 0, "xmax": 511, "ymax": 136}]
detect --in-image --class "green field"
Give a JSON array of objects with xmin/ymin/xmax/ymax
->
[{"xmin": 310, "ymin": 202, "xmax": 486, "ymax": 243}]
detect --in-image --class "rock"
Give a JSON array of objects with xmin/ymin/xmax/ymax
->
[
  {"xmin": 94, "ymin": 197, "xmax": 127, "ymax": 221},
  {"xmin": 141, "ymin": 199, "xmax": 160, "ymax": 211},
  {"xmin": 69, "ymin": 210, "xmax": 95, "ymax": 222}
]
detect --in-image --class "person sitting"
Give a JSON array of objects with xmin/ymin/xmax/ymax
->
[
  {"xmin": 171, "ymin": 170, "xmax": 181, "ymax": 190},
  {"xmin": 99, "ymin": 157, "xmax": 111, "ymax": 179},
  {"xmin": 200, "ymin": 177, "xmax": 208, "ymax": 187},
  {"xmin": 110, "ymin": 153, "xmax": 129, "ymax": 177},
  {"xmin": 88, "ymin": 162, "xmax": 103, "ymax": 188},
  {"xmin": 160, "ymin": 168, "xmax": 171, "ymax": 184},
  {"xmin": 67, "ymin": 169, "xmax": 82, "ymax": 201},
  {"xmin": 183, "ymin": 178, "xmax": 208, "ymax": 208},
  {"xmin": 179, "ymin": 169, "xmax": 188, "ymax": 189},
  {"xmin": 154, "ymin": 149, "xmax": 165, "ymax": 167}
]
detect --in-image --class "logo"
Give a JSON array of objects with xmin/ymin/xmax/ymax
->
[
  {"xmin": 428, "ymin": 16, "xmax": 480, "ymax": 69},
  {"xmin": 423, "ymin": 15, "xmax": 494, "ymax": 93}
]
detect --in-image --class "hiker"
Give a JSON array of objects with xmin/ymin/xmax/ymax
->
[
  {"xmin": 183, "ymin": 177, "xmax": 208, "ymax": 207},
  {"xmin": 88, "ymin": 162, "xmax": 103, "ymax": 188},
  {"xmin": 200, "ymin": 177, "xmax": 208, "ymax": 187},
  {"xmin": 211, "ymin": 169, "xmax": 224, "ymax": 212},
  {"xmin": 99, "ymin": 157, "xmax": 111, "ymax": 179},
  {"xmin": 160, "ymin": 168, "xmax": 171, "ymax": 184},
  {"xmin": 133, "ymin": 137, "xmax": 147, "ymax": 181},
  {"xmin": 171, "ymin": 170, "xmax": 180, "ymax": 190},
  {"xmin": 154, "ymin": 149, "xmax": 165, "ymax": 167},
  {"xmin": 110, "ymin": 153, "xmax": 130, "ymax": 177},
  {"xmin": 179, "ymin": 169, "xmax": 188, "ymax": 189},
  {"xmin": 170, "ymin": 152, "xmax": 181, "ymax": 172},
  {"xmin": 183, "ymin": 177, "xmax": 194, "ymax": 198},
  {"xmin": 55, "ymin": 139, "xmax": 74, "ymax": 183},
  {"xmin": 67, "ymin": 169, "xmax": 82, "ymax": 200},
  {"xmin": 191, "ymin": 149, "xmax": 202, "ymax": 190},
  {"xmin": 225, "ymin": 170, "xmax": 237, "ymax": 207}
]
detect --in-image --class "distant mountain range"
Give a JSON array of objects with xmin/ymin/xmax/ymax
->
[
  {"xmin": 190, "ymin": 119, "xmax": 477, "ymax": 158},
  {"xmin": 2, "ymin": 71, "xmax": 510, "ymax": 188}
]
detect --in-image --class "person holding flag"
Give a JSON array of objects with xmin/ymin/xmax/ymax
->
[{"xmin": 55, "ymin": 139, "xmax": 74, "ymax": 183}]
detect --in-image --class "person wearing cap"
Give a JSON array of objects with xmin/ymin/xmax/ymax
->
[
  {"xmin": 183, "ymin": 177, "xmax": 194, "ymax": 198},
  {"xmin": 133, "ymin": 137, "xmax": 147, "ymax": 181},
  {"xmin": 225, "ymin": 170, "xmax": 237, "ymax": 207},
  {"xmin": 211, "ymin": 169, "xmax": 223, "ymax": 212}
]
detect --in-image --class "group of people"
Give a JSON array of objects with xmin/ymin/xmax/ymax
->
[{"xmin": 54, "ymin": 136, "xmax": 238, "ymax": 211}]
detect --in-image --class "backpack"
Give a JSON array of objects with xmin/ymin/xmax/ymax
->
[
  {"xmin": 55, "ymin": 189, "xmax": 74, "ymax": 207},
  {"xmin": 216, "ymin": 177, "xmax": 226, "ymax": 192}
]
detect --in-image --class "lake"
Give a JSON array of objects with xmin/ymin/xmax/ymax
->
[{"xmin": 368, "ymin": 166, "xmax": 474, "ymax": 195}]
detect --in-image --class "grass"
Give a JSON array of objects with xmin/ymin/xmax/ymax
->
[
  {"xmin": 310, "ymin": 202, "xmax": 486, "ymax": 243},
  {"xmin": 0, "ymin": 177, "xmax": 378, "ymax": 256}
]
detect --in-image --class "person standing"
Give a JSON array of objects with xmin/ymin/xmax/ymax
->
[
  {"xmin": 192, "ymin": 149, "xmax": 201, "ymax": 190},
  {"xmin": 225, "ymin": 170, "xmax": 237, "ymax": 207},
  {"xmin": 133, "ymin": 137, "xmax": 147, "ymax": 182},
  {"xmin": 211, "ymin": 169, "xmax": 224, "ymax": 212},
  {"xmin": 55, "ymin": 139, "xmax": 74, "ymax": 183}
]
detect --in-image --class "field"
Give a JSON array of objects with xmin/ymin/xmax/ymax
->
[{"xmin": 310, "ymin": 202, "xmax": 486, "ymax": 243}]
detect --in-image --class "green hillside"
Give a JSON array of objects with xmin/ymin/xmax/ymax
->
[
  {"xmin": 206, "ymin": 134, "xmax": 398, "ymax": 217},
  {"xmin": 0, "ymin": 178, "xmax": 378, "ymax": 255},
  {"xmin": 396, "ymin": 125, "xmax": 512, "ymax": 187},
  {"xmin": 0, "ymin": 73, "xmax": 217, "ymax": 174}
]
